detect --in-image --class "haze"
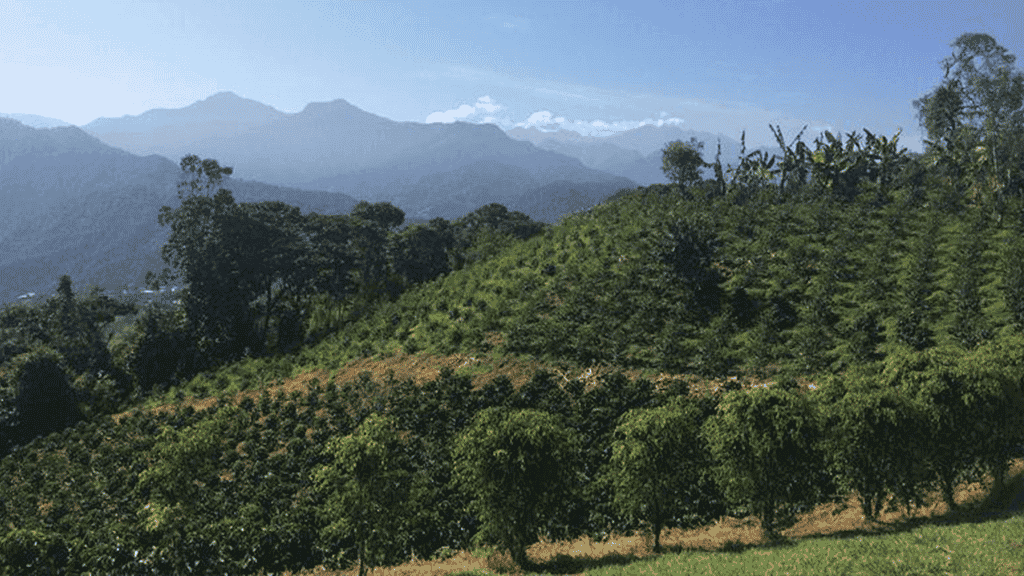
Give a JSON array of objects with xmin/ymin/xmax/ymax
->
[{"xmin": 2, "ymin": 0, "xmax": 1021, "ymax": 152}]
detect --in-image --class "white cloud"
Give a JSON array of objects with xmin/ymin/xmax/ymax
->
[
  {"xmin": 636, "ymin": 117, "xmax": 685, "ymax": 129},
  {"xmin": 510, "ymin": 110, "xmax": 571, "ymax": 131},
  {"xmin": 475, "ymin": 95, "xmax": 500, "ymax": 113},
  {"xmin": 505, "ymin": 110, "xmax": 691, "ymax": 136},
  {"xmin": 425, "ymin": 96, "xmax": 503, "ymax": 124}
]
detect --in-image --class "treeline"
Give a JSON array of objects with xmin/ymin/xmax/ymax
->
[
  {"xmin": 142, "ymin": 155, "xmax": 546, "ymax": 382},
  {"xmin": 0, "ymin": 155, "xmax": 547, "ymax": 455},
  {"xmin": 1, "ymin": 347, "xmax": 1021, "ymax": 574}
]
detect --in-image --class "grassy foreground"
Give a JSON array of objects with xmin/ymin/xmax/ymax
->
[
  {"xmin": 304, "ymin": 514, "xmax": 1023, "ymax": 576},
  {"xmin": 575, "ymin": 517, "xmax": 1024, "ymax": 576}
]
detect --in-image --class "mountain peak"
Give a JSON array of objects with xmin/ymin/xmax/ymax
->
[
  {"xmin": 298, "ymin": 98, "xmax": 362, "ymax": 115},
  {"xmin": 0, "ymin": 112, "xmax": 72, "ymax": 129},
  {"xmin": 205, "ymin": 91, "xmax": 244, "ymax": 101},
  {"xmin": 185, "ymin": 91, "xmax": 285, "ymax": 118},
  {"xmin": 84, "ymin": 92, "xmax": 286, "ymax": 134}
]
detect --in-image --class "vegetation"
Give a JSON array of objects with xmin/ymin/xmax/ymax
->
[
  {"xmin": 0, "ymin": 30, "xmax": 1022, "ymax": 576},
  {"xmin": 608, "ymin": 398, "xmax": 708, "ymax": 551},
  {"xmin": 453, "ymin": 408, "xmax": 582, "ymax": 567}
]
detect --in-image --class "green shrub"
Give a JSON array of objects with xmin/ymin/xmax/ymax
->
[
  {"xmin": 703, "ymin": 385, "xmax": 826, "ymax": 536},
  {"xmin": 608, "ymin": 397, "xmax": 708, "ymax": 551},
  {"xmin": 312, "ymin": 413, "xmax": 424, "ymax": 576},
  {"xmin": 452, "ymin": 407, "xmax": 582, "ymax": 568}
]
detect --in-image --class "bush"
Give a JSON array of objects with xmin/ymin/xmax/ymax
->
[
  {"xmin": 0, "ymin": 528, "xmax": 70, "ymax": 576},
  {"xmin": 313, "ymin": 413, "xmax": 426, "ymax": 576},
  {"xmin": 818, "ymin": 370, "xmax": 932, "ymax": 518},
  {"xmin": 5, "ymin": 346, "xmax": 80, "ymax": 448},
  {"xmin": 607, "ymin": 397, "xmax": 708, "ymax": 551},
  {"xmin": 703, "ymin": 385, "xmax": 826, "ymax": 536},
  {"xmin": 452, "ymin": 408, "xmax": 581, "ymax": 568}
]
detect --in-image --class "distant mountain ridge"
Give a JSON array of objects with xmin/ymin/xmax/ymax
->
[
  {"xmin": 0, "ymin": 112, "xmax": 71, "ymax": 129},
  {"xmin": 506, "ymin": 125, "xmax": 784, "ymax": 186},
  {"xmin": 0, "ymin": 118, "xmax": 359, "ymax": 304},
  {"xmin": 82, "ymin": 92, "xmax": 637, "ymax": 221}
]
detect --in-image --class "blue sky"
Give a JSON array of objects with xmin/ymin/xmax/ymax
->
[{"xmin": 1, "ymin": 0, "xmax": 1021, "ymax": 151}]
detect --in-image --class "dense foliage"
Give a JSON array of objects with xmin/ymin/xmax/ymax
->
[
  {"xmin": 452, "ymin": 407, "xmax": 581, "ymax": 567},
  {"xmin": 1, "ymin": 30, "xmax": 1023, "ymax": 576}
]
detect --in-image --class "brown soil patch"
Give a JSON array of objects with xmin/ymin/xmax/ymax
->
[{"xmin": 112, "ymin": 351, "xmax": 720, "ymax": 423}]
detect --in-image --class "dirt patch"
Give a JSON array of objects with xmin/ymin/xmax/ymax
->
[
  {"xmin": 112, "ymin": 351, "xmax": 713, "ymax": 423},
  {"xmin": 111, "ymin": 351, "xmax": 820, "ymax": 429}
]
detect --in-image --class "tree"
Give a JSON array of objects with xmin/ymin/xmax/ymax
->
[
  {"xmin": 607, "ymin": 398, "xmax": 706, "ymax": 552},
  {"xmin": 156, "ymin": 155, "xmax": 251, "ymax": 361},
  {"xmin": 880, "ymin": 343, "xmax": 1024, "ymax": 511},
  {"xmin": 122, "ymin": 299, "xmax": 194, "ymax": 394},
  {"xmin": 156, "ymin": 155, "xmax": 338, "ymax": 362},
  {"xmin": 390, "ymin": 218, "xmax": 456, "ymax": 285},
  {"xmin": 348, "ymin": 202, "xmax": 404, "ymax": 299},
  {"xmin": 135, "ymin": 406, "xmax": 247, "ymax": 575},
  {"xmin": 313, "ymin": 414, "xmax": 422, "ymax": 576},
  {"xmin": 819, "ymin": 371, "xmax": 932, "ymax": 519},
  {"xmin": 227, "ymin": 200, "xmax": 316, "ymax": 354},
  {"xmin": 305, "ymin": 212, "xmax": 358, "ymax": 300},
  {"xmin": 351, "ymin": 200, "xmax": 405, "ymax": 231},
  {"xmin": 914, "ymin": 33, "xmax": 1024, "ymax": 208},
  {"xmin": 958, "ymin": 333, "xmax": 1024, "ymax": 495},
  {"xmin": 894, "ymin": 206, "xmax": 941, "ymax": 351},
  {"xmin": 452, "ymin": 408, "xmax": 581, "ymax": 568},
  {"xmin": 5, "ymin": 346, "xmax": 80, "ymax": 448},
  {"xmin": 946, "ymin": 208, "xmax": 992, "ymax": 348},
  {"xmin": 661, "ymin": 138, "xmax": 707, "ymax": 190},
  {"xmin": 703, "ymin": 385, "xmax": 825, "ymax": 537},
  {"xmin": 450, "ymin": 203, "xmax": 546, "ymax": 270}
]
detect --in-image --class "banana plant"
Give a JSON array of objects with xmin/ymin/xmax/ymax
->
[
  {"xmin": 862, "ymin": 128, "xmax": 911, "ymax": 200},
  {"xmin": 770, "ymin": 124, "xmax": 812, "ymax": 200}
]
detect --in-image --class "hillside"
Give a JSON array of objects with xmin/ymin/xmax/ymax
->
[{"xmin": 2, "ymin": 121, "xmax": 1024, "ymax": 576}]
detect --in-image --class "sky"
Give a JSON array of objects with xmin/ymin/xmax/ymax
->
[{"xmin": 1, "ymin": 0, "xmax": 1021, "ymax": 152}]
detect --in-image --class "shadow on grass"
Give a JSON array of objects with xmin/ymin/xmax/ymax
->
[
  {"xmin": 533, "ymin": 550, "xmax": 640, "ymax": 574},
  {"xmin": 801, "ymin": 465, "xmax": 1024, "ymax": 547}
]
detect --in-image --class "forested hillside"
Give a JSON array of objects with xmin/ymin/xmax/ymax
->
[{"xmin": 0, "ymin": 32, "xmax": 1023, "ymax": 576}]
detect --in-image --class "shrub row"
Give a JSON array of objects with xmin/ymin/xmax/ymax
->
[{"xmin": 1, "ymin": 335, "xmax": 1021, "ymax": 574}]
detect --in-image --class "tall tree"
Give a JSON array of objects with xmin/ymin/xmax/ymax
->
[
  {"xmin": 156, "ymin": 155, "xmax": 341, "ymax": 361},
  {"xmin": 156, "ymin": 155, "xmax": 251, "ymax": 361},
  {"xmin": 913, "ymin": 33, "xmax": 1024, "ymax": 210},
  {"xmin": 390, "ymin": 218, "xmax": 456, "ymax": 286},
  {"xmin": 661, "ymin": 138, "xmax": 707, "ymax": 191},
  {"xmin": 349, "ymin": 202, "xmax": 404, "ymax": 299}
]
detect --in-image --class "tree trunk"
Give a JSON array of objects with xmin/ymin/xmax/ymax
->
[
  {"xmin": 652, "ymin": 499, "xmax": 664, "ymax": 553},
  {"xmin": 939, "ymin": 474, "xmax": 958, "ymax": 512}
]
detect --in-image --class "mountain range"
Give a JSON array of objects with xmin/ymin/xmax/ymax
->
[
  {"xmin": 0, "ymin": 112, "xmax": 72, "ymax": 129},
  {"xmin": 2, "ymin": 92, "xmax": 782, "ymax": 305},
  {"xmin": 81, "ymin": 92, "xmax": 637, "ymax": 221},
  {"xmin": 0, "ymin": 118, "xmax": 359, "ymax": 304},
  {"xmin": 505, "ymin": 125, "xmax": 783, "ymax": 185}
]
